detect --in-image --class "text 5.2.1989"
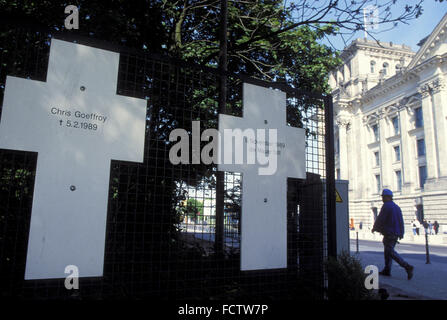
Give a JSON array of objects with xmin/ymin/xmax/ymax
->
[{"xmin": 60, "ymin": 119, "xmax": 98, "ymax": 131}]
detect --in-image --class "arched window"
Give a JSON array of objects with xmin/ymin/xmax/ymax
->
[
  {"xmin": 370, "ymin": 60, "xmax": 376, "ymax": 73},
  {"xmin": 383, "ymin": 62, "xmax": 389, "ymax": 75}
]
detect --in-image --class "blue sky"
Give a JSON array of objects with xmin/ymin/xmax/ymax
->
[{"xmin": 318, "ymin": 1, "xmax": 446, "ymax": 52}]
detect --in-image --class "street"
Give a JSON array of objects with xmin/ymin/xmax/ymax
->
[{"xmin": 351, "ymin": 239, "xmax": 447, "ymax": 299}]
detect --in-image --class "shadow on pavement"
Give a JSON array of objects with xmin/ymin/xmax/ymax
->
[
  {"xmin": 356, "ymin": 250, "xmax": 447, "ymax": 264},
  {"xmin": 352, "ymin": 250, "xmax": 447, "ymax": 300}
]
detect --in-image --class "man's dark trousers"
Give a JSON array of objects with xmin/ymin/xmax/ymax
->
[{"xmin": 383, "ymin": 234, "xmax": 410, "ymax": 272}]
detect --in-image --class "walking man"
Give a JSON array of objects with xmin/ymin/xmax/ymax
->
[
  {"xmin": 372, "ymin": 189, "xmax": 414, "ymax": 279},
  {"xmin": 433, "ymin": 221, "xmax": 440, "ymax": 235}
]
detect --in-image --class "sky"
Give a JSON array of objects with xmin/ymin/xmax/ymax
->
[{"xmin": 317, "ymin": 1, "xmax": 446, "ymax": 52}]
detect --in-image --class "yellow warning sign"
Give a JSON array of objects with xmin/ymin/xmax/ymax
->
[{"xmin": 335, "ymin": 188, "xmax": 343, "ymax": 203}]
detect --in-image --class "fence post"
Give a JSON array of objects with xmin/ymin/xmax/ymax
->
[
  {"xmin": 215, "ymin": 0, "xmax": 228, "ymax": 255},
  {"xmin": 325, "ymin": 95, "xmax": 337, "ymax": 259}
]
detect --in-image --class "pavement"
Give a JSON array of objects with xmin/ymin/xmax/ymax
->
[
  {"xmin": 180, "ymin": 223, "xmax": 447, "ymax": 300},
  {"xmin": 350, "ymin": 229, "xmax": 447, "ymax": 246},
  {"xmin": 351, "ymin": 239, "xmax": 447, "ymax": 300}
]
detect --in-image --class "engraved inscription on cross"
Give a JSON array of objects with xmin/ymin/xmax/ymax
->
[
  {"xmin": 218, "ymin": 83, "xmax": 305, "ymax": 271},
  {"xmin": 0, "ymin": 39, "xmax": 147, "ymax": 280}
]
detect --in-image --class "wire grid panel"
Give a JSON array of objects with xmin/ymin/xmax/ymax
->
[{"xmin": 0, "ymin": 27, "xmax": 332, "ymax": 299}]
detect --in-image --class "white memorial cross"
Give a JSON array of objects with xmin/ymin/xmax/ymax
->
[
  {"xmin": 0, "ymin": 39, "xmax": 146, "ymax": 279},
  {"xmin": 218, "ymin": 83, "xmax": 305, "ymax": 271}
]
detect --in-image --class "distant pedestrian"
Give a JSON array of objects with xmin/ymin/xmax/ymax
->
[
  {"xmin": 414, "ymin": 219, "xmax": 421, "ymax": 235},
  {"xmin": 433, "ymin": 221, "xmax": 440, "ymax": 235},
  {"xmin": 428, "ymin": 221, "xmax": 433, "ymax": 235},
  {"xmin": 372, "ymin": 189, "xmax": 414, "ymax": 279},
  {"xmin": 359, "ymin": 221, "xmax": 363, "ymax": 230},
  {"xmin": 423, "ymin": 219, "xmax": 429, "ymax": 235},
  {"xmin": 411, "ymin": 220, "xmax": 417, "ymax": 236}
]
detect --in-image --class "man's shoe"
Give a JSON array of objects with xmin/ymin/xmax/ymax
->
[
  {"xmin": 379, "ymin": 270, "xmax": 391, "ymax": 276},
  {"xmin": 378, "ymin": 288, "xmax": 389, "ymax": 300},
  {"xmin": 406, "ymin": 265, "xmax": 414, "ymax": 280}
]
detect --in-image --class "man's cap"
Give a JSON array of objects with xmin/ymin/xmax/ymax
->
[{"xmin": 381, "ymin": 189, "xmax": 393, "ymax": 196}]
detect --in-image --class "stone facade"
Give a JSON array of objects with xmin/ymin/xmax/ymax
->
[{"xmin": 330, "ymin": 13, "xmax": 447, "ymax": 229}]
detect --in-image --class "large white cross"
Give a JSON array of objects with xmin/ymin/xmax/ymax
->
[
  {"xmin": 0, "ymin": 39, "xmax": 146, "ymax": 279},
  {"xmin": 218, "ymin": 83, "xmax": 305, "ymax": 271}
]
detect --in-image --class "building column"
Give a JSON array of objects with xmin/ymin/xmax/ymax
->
[
  {"xmin": 378, "ymin": 112, "xmax": 390, "ymax": 190},
  {"xmin": 430, "ymin": 78, "xmax": 447, "ymax": 178},
  {"xmin": 419, "ymin": 81, "xmax": 440, "ymax": 184},
  {"xmin": 349, "ymin": 112, "xmax": 360, "ymax": 196},
  {"xmin": 336, "ymin": 114, "xmax": 351, "ymax": 181},
  {"xmin": 399, "ymin": 104, "xmax": 412, "ymax": 191}
]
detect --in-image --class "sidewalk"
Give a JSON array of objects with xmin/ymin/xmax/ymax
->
[
  {"xmin": 350, "ymin": 230, "xmax": 447, "ymax": 246},
  {"xmin": 353, "ymin": 250, "xmax": 447, "ymax": 300}
]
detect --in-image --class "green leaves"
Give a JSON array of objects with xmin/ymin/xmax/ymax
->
[
  {"xmin": 178, "ymin": 198, "xmax": 204, "ymax": 220},
  {"xmin": 0, "ymin": 0, "xmax": 342, "ymax": 95}
]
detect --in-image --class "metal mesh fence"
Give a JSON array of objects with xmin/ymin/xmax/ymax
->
[{"xmin": 0, "ymin": 26, "xmax": 333, "ymax": 300}]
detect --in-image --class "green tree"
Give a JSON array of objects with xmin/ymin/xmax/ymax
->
[
  {"xmin": 0, "ymin": 0, "xmax": 429, "ymax": 93},
  {"xmin": 179, "ymin": 198, "xmax": 204, "ymax": 221}
]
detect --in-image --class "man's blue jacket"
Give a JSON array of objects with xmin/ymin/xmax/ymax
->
[{"xmin": 372, "ymin": 201, "xmax": 405, "ymax": 238}]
